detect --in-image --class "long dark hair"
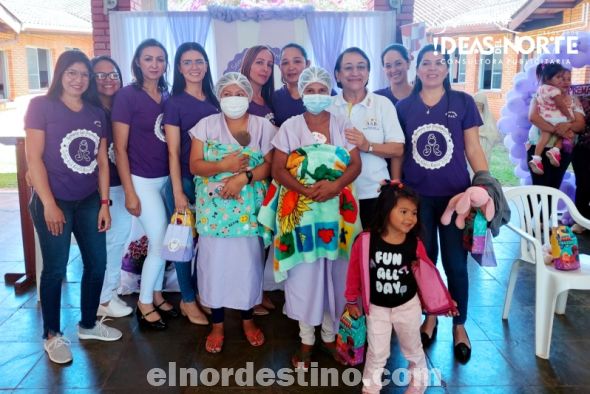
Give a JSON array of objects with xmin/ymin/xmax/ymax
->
[
  {"xmin": 47, "ymin": 50, "xmax": 99, "ymax": 106},
  {"xmin": 535, "ymin": 62, "xmax": 566, "ymax": 84},
  {"xmin": 171, "ymin": 42, "xmax": 219, "ymax": 109},
  {"xmin": 412, "ymin": 44, "xmax": 451, "ymax": 95},
  {"xmin": 334, "ymin": 47, "xmax": 371, "ymax": 89},
  {"xmin": 240, "ymin": 45, "xmax": 275, "ymax": 108},
  {"xmin": 131, "ymin": 38, "xmax": 168, "ymax": 92},
  {"xmin": 381, "ymin": 44, "xmax": 410, "ymax": 65},
  {"xmin": 90, "ymin": 55, "xmax": 123, "ymax": 86},
  {"xmin": 369, "ymin": 181, "xmax": 421, "ymax": 239}
]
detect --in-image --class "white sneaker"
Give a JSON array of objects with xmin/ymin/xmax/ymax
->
[
  {"xmin": 78, "ymin": 317, "xmax": 123, "ymax": 341},
  {"xmin": 97, "ymin": 299, "xmax": 133, "ymax": 318},
  {"xmin": 111, "ymin": 293, "xmax": 127, "ymax": 307},
  {"xmin": 44, "ymin": 334, "xmax": 72, "ymax": 364}
]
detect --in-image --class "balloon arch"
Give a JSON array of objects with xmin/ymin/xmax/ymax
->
[{"xmin": 497, "ymin": 31, "xmax": 590, "ymax": 200}]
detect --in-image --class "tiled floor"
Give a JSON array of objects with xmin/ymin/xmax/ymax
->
[{"xmin": 1, "ymin": 190, "xmax": 590, "ymax": 393}]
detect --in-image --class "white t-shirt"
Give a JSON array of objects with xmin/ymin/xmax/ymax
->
[{"xmin": 329, "ymin": 91, "xmax": 404, "ymax": 199}]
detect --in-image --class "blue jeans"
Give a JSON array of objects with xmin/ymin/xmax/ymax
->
[
  {"xmin": 163, "ymin": 176, "xmax": 197, "ymax": 302},
  {"xmin": 30, "ymin": 191, "xmax": 106, "ymax": 338},
  {"xmin": 419, "ymin": 195, "xmax": 468, "ymax": 325}
]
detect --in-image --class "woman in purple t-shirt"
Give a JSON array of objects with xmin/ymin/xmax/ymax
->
[
  {"xmin": 91, "ymin": 55, "xmax": 134, "ymax": 320},
  {"xmin": 112, "ymin": 39, "xmax": 172, "ymax": 330},
  {"xmin": 395, "ymin": 44, "xmax": 487, "ymax": 363},
  {"xmin": 374, "ymin": 44, "xmax": 413, "ymax": 106},
  {"xmin": 272, "ymin": 43, "xmax": 310, "ymax": 127},
  {"xmin": 240, "ymin": 45, "xmax": 276, "ymax": 125},
  {"xmin": 25, "ymin": 50, "xmax": 122, "ymax": 364},
  {"xmin": 163, "ymin": 42, "xmax": 219, "ymax": 325}
]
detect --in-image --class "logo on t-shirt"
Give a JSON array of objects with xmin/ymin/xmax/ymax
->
[
  {"xmin": 108, "ymin": 142, "xmax": 116, "ymax": 165},
  {"xmin": 365, "ymin": 117, "xmax": 379, "ymax": 130},
  {"xmin": 60, "ymin": 129, "xmax": 100, "ymax": 174},
  {"xmin": 373, "ymin": 251, "xmax": 409, "ymax": 296},
  {"xmin": 154, "ymin": 113, "xmax": 166, "ymax": 143},
  {"xmin": 411, "ymin": 123, "xmax": 454, "ymax": 170}
]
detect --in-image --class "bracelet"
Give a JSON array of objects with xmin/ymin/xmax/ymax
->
[{"xmin": 100, "ymin": 199, "xmax": 112, "ymax": 206}]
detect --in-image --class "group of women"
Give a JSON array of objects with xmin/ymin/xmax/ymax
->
[{"xmin": 26, "ymin": 37, "xmax": 491, "ymax": 378}]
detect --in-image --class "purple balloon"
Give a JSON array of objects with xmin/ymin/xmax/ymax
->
[
  {"xmin": 512, "ymin": 128, "xmax": 530, "ymax": 145},
  {"xmin": 511, "ymin": 143, "xmax": 526, "ymax": 160},
  {"xmin": 515, "ymin": 166, "xmax": 530, "ymax": 179},
  {"xmin": 571, "ymin": 51, "xmax": 590, "ymax": 68},
  {"xmin": 498, "ymin": 116, "xmax": 517, "ymax": 134},
  {"xmin": 503, "ymin": 134, "xmax": 515, "ymax": 149}
]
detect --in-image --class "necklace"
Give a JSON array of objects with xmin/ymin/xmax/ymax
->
[{"xmin": 424, "ymin": 103, "xmax": 433, "ymax": 115}]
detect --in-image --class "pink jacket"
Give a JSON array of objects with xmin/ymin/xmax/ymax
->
[{"xmin": 344, "ymin": 231, "xmax": 431, "ymax": 315}]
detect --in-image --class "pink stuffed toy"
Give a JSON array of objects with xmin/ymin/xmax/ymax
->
[{"xmin": 440, "ymin": 186, "xmax": 495, "ymax": 229}]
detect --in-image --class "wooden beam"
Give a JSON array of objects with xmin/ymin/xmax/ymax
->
[{"xmin": 509, "ymin": 0, "xmax": 546, "ymax": 31}]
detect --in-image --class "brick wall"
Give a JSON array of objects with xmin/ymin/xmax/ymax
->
[
  {"xmin": 0, "ymin": 31, "xmax": 92, "ymax": 100},
  {"xmin": 92, "ymin": 0, "xmax": 141, "ymax": 56},
  {"xmin": 374, "ymin": 0, "xmax": 415, "ymax": 43}
]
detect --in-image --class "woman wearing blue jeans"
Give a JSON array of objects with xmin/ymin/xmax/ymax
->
[
  {"xmin": 25, "ymin": 50, "xmax": 122, "ymax": 365},
  {"xmin": 162, "ymin": 42, "xmax": 220, "ymax": 324}
]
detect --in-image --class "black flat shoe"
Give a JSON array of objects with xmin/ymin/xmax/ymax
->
[
  {"xmin": 453, "ymin": 326, "xmax": 471, "ymax": 363},
  {"xmin": 420, "ymin": 318, "xmax": 438, "ymax": 348},
  {"xmin": 155, "ymin": 301, "xmax": 179, "ymax": 319},
  {"xmin": 454, "ymin": 342, "xmax": 471, "ymax": 363},
  {"xmin": 136, "ymin": 307, "xmax": 167, "ymax": 330}
]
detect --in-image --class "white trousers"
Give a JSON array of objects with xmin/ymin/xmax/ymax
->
[
  {"xmin": 100, "ymin": 185, "xmax": 132, "ymax": 304},
  {"xmin": 131, "ymin": 175, "xmax": 168, "ymax": 304},
  {"xmin": 362, "ymin": 295, "xmax": 427, "ymax": 394},
  {"xmin": 298, "ymin": 311, "xmax": 337, "ymax": 346}
]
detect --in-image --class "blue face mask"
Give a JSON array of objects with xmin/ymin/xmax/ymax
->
[{"xmin": 302, "ymin": 94, "xmax": 333, "ymax": 115}]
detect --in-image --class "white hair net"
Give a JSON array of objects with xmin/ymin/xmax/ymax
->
[
  {"xmin": 298, "ymin": 66, "xmax": 332, "ymax": 96},
  {"xmin": 215, "ymin": 72, "xmax": 253, "ymax": 101}
]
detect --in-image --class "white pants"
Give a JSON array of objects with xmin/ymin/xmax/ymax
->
[
  {"xmin": 131, "ymin": 175, "xmax": 168, "ymax": 304},
  {"xmin": 100, "ymin": 185, "xmax": 132, "ymax": 304},
  {"xmin": 362, "ymin": 295, "xmax": 427, "ymax": 394},
  {"xmin": 298, "ymin": 311, "xmax": 337, "ymax": 346}
]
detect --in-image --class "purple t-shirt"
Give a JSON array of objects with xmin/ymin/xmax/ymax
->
[
  {"xmin": 396, "ymin": 91, "xmax": 483, "ymax": 197},
  {"xmin": 163, "ymin": 92, "xmax": 219, "ymax": 178},
  {"xmin": 272, "ymin": 86, "xmax": 305, "ymax": 127},
  {"xmin": 111, "ymin": 85, "xmax": 168, "ymax": 178},
  {"xmin": 103, "ymin": 108, "xmax": 121, "ymax": 187},
  {"xmin": 24, "ymin": 96, "xmax": 106, "ymax": 201},
  {"xmin": 248, "ymin": 101, "xmax": 275, "ymax": 126},
  {"xmin": 374, "ymin": 87, "xmax": 398, "ymax": 106}
]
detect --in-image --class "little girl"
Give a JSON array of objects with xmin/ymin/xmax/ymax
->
[
  {"xmin": 345, "ymin": 182, "xmax": 430, "ymax": 394},
  {"xmin": 529, "ymin": 63, "xmax": 574, "ymax": 175}
]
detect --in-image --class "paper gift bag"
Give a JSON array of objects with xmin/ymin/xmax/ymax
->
[
  {"xmin": 161, "ymin": 212, "xmax": 194, "ymax": 262},
  {"xmin": 472, "ymin": 229, "xmax": 498, "ymax": 267},
  {"xmin": 336, "ymin": 309, "xmax": 366, "ymax": 366}
]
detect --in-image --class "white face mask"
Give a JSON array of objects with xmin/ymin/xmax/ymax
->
[
  {"xmin": 220, "ymin": 96, "xmax": 249, "ymax": 119},
  {"xmin": 303, "ymin": 94, "xmax": 333, "ymax": 115}
]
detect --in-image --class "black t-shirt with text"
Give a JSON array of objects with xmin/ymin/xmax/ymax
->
[{"xmin": 369, "ymin": 233, "xmax": 418, "ymax": 308}]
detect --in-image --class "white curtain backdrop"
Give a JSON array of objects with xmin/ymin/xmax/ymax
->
[
  {"xmin": 341, "ymin": 11, "xmax": 396, "ymax": 92},
  {"xmin": 109, "ymin": 10, "xmax": 395, "ymax": 91}
]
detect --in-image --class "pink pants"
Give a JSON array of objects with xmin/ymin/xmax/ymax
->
[{"xmin": 362, "ymin": 295, "xmax": 427, "ymax": 393}]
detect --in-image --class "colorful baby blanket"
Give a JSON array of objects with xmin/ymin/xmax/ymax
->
[
  {"xmin": 257, "ymin": 143, "xmax": 362, "ymax": 282},
  {"xmin": 195, "ymin": 141, "xmax": 268, "ymax": 239}
]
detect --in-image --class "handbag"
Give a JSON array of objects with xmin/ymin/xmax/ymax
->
[
  {"xmin": 161, "ymin": 211, "xmax": 194, "ymax": 262},
  {"xmin": 471, "ymin": 229, "xmax": 498, "ymax": 267},
  {"xmin": 336, "ymin": 309, "xmax": 366, "ymax": 366},
  {"xmin": 412, "ymin": 248, "xmax": 457, "ymax": 315}
]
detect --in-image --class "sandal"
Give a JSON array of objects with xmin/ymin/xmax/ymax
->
[
  {"xmin": 205, "ymin": 333, "xmax": 224, "ymax": 353},
  {"xmin": 244, "ymin": 327, "xmax": 265, "ymax": 347},
  {"xmin": 155, "ymin": 300, "xmax": 179, "ymax": 318},
  {"xmin": 320, "ymin": 341, "xmax": 347, "ymax": 365},
  {"xmin": 291, "ymin": 346, "xmax": 313, "ymax": 370},
  {"xmin": 253, "ymin": 305, "xmax": 270, "ymax": 316}
]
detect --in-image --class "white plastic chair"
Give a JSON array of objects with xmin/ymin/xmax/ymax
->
[{"xmin": 502, "ymin": 185, "xmax": 590, "ymax": 359}]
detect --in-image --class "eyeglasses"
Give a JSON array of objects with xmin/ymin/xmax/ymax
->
[
  {"xmin": 94, "ymin": 72, "xmax": 120, "ymax": 81},
  {"xmin": 181, "ymin": 59, "xmax": 207, "ymax": 67},
  {"xmin": 341, "ymin": 64, "xmax": 368, "ymax": 73},
  {"xmin": 64, "ymin": 69, "xmax": 90, "ymax": 80}
]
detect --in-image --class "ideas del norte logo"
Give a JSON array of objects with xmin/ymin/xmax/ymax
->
[{"xmin": 433, "ymin": 35, "xmax": 580, "ymax": 56}]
